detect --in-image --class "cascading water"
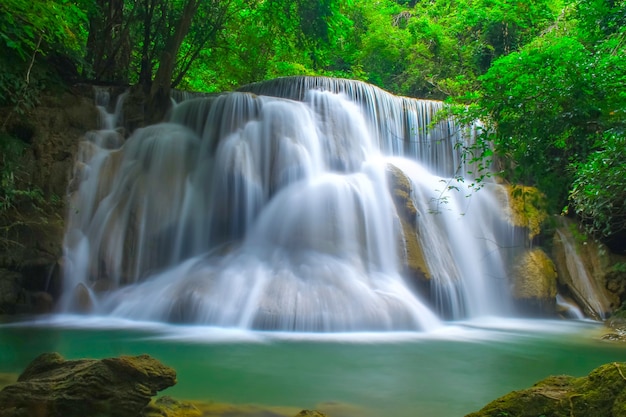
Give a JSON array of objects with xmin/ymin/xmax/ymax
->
[
  {"xmin": 553, "ymin": 225, "xmax": 612, "ymax": 320},
  {"xmin": 62, "ymin": 77, "xmax": 524, "ymax": 331}
]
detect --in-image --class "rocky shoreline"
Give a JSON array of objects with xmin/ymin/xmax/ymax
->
[{"xmin": 468, "ymin": 361, "xmax": 626, "ymax": 417}]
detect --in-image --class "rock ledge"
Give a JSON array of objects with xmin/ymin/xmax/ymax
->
[{"xmin": 0, "ymin": 352, "xmax": 176, "ymax": 417}]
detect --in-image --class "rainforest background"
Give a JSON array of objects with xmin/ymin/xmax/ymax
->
[{"xmin": 1, "ymin": 0, "xmax": 625, "ymax": 253}]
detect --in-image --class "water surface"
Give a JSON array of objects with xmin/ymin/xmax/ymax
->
[{"xmin": 1, "ymin": 317, "xmax": 625, "ymax": 416}]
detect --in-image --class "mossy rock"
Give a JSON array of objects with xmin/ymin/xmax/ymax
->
[
  {"xmin": 0, "ymin": 352, "xmax": 176, "ymax": 417},
  {"xmin": 466, "ymin": 362, "xmax": 626, "ymax": 417},
  {"xmin": 143, "ymin": 396, "xmax": 201, "ymax": 417},
  {"xmin": 386, "ymin": 164, "xmax": 418, "ymax": 221},
  {"xmin": 605, "ymin": 259, "xmax": 626, "ymax": 316},
  {"xmin": 400, "ymin": 217, "xmax": 431, "ymax": 281},
  {"xmin": 499, "ymin": 185, "xmax": 548, "ymax": 241},
  {"xmin": 386, "ymin": 164, "xmax": 431, "ymax": 282},
  {"xmin": 511, "ymin": 248, "xmax": 558, "ymax": 315}
]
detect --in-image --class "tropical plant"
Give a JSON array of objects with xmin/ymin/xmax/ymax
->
[{"xmin": 570, "ymin": 132, "xmax": 626, "ymax": 238}]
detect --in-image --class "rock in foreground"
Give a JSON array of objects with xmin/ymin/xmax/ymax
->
[
  {"xmin": 0, "ymin": 352, "xmax": 176, "ymax": 417},
  {"xmin": 466, "ymin": 361, "xmax": 626, "ymax": 417}
]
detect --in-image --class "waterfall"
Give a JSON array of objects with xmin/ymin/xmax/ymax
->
[
  {"xmin": 62, "ymin": 77, "xmax": 522, "ymax": 331},
  {"xmin": 553, "ymin": 226, "xmax": 612, "ymax": 320},
  {"xmin": 238, "ymin": 77, "xmax": 471, "ymax": 177}
]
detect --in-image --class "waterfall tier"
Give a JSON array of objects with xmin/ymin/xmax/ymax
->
[{"xmin": 63, "ymin": 77, "xmax": 522, "ymax": 331}]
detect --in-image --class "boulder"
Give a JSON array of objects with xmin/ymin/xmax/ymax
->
[
  {"xmin": 466, "ymin": 362, "xmax": 626, "ymax": 417},
  {"xmin": 386, "ymin": 164, "xmax": 431, "ymax": 289},
  {"xmin": 511, "ymin": 248, "xmax": 558, "ymax": 315},
  {"xmin": 0, "ymin": 352, "xmax": 176, "ymax": 417},
  {"xmin": 497, "ymin": 185, "xmax": 548, "ymax": 243}
]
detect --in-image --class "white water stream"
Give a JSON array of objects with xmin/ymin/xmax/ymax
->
[{"xmin": 62, "ymin": 77, "xmax": 525, "ymax": 331}]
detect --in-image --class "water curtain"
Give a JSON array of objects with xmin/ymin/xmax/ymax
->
[{"xmin": 62, "ymin": 77, "xmax": 520, "ymax": 331}]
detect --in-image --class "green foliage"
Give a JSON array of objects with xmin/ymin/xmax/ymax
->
[
  {"xmin": 570, "ymin": 132, "xmax": 626, "ymax": 238},
  {"xmin": 343, "ymin": 0, "xmax": 563, "ymax": 99},
  {"xmin": 478, "ymin": 34, "xmax": 597, "ymax": 209},
  {"xmin": 0, "ymin": 72, "xmax": 43, "ymax": 119},
  {"xmin": 612, "ymin": 262, "xmax": 626, "ymax": 274},
  {"xmin": 0, "ymin": 0, "xmax": 88, "ymax": 130},
  {"xmin": 0, "ymin": 133, "xmax": 43, "ymax": 215},
  {"xmin": 0, "ymin": 0, "xmax": 87, "ymax": 61},
  {"xmin": 453, "ymin": 0, "xmax": 626, "ymax": 242},
  {"xmin": 1, "ymin": 0, "xmax": 624, "ymax": 246},
  {"xmin": 176, "ymin": 0, "xmax": 358, "ymax": 92},
  {"xmin": 577, "ymin": 0, "xmax": 626, "ymax": 43}
]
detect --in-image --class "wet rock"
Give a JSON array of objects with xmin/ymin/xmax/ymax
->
[
  {"xmin": 552, "ymin": 218, "xmax": 619, "ymax": 319},
  {"xmin": 143, "ymin": 396, "xmax": 202, "ymax": 417},
  {"xmin": 26, "ymin": 291, "xmax": 54, "ymax": 314},
  {"xmin": 466, "ymin": 362, "xmax": 626, "ymax": 417},
  {"xmin": 607, "ymin": 269, "xmax": 626, "ymax": 308},
  {"xmin": 71, "ymin": 282, "xmax": 94, "ymax": 313},
  {"xmin": 0, "ymin": 352, "xmax": 176, "ymax": 417},
  {"xmin": 511, "ymin": 248, "xmax": 557, "ymax": 315},
  {"xmin": 601, "ymin": 332, "xmax": 626, "ymax": 342},
  {"xmin": 497, "ymin": 185, "xmax": 547, "ymax": 243},
  {"xmin": 386, "ymin": 163, "xmax": 431, "ymax": 289},
  {"xmin": 603, "ymin": 305, "xmax": 626, "ymax": 341},
  {"xmin": 0, "ymin": 269, "xmax": 23, "ymax": 314},
  {"xmin": 0, "ymin": 269, "xmax": 56, "ymax": 314},
  {"xmin": 0, "ymin": 89, "xmax": 98, "ymax": 316},
  {"xmin": 606, "ymin": 304, "xmax": 626, "ymax": 338}
]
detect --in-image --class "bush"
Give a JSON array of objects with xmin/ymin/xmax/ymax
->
[{"xmin": 569, "ymin": 132, "xmax": 626, "ymax": 238}]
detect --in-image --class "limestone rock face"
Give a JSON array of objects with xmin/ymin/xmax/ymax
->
[
  {"xmin": 0, "ymin": 269, "xmax": 53, "ymax": 314},
  {"xmin": 498, "ymin": 185, "xmax": 548, "ymax": 243},
  {"xmin": 386, "ymin": 164, "xmax": 431, "ymax": 291},
  {"xmin": 0, "ymin": 352, "xmax": 176, "ymax": 417},
  {"xmin": 511, "ymin": 248, "xmax": 558, "ymax": 314},
  {"xmin": 0, "ymin": 87, "xmax": 98, "ymax": 315},
  {"xmin": 466, "ymin": 362, "xmax": 626, "ymax": 417},
  {"xmin": 0, "ymin": 269, "xmax": 22, "ymax": 314},
  {"xmin": 552, "ymin": 218, "xmax": 620, "ymax": 319}
]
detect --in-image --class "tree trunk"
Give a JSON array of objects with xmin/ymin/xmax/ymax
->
[
  {"xmin": 146, "ymin": 0, "xmax": 200, "ymax": 124},
  {"xmin": 86, "ymin": 0, "xmax": 128, "ymax": 83}
]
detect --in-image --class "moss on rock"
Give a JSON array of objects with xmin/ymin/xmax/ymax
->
[
  {"xmin": 400, "ymin": 217, "xmax": 431, "ymax": 281},
  {"xmin": 0, "ymin": 352, "xmax": 176, "ymax": 417},
  {"xmin": 467, "ymin": 362, "xmax": 626, "ymax": 417},
  {"xmin": 499, "ymin": 185, "xmax": 548, "ymax": 241},
  {"xmin": 386, "ymin": 163, "xmax": 431, "ymax": 283},
  {"xmin": 143, "ymin": 396, "xmax": 202, "ymax": 417},
  {"xmin": 511, "ymin": 248, "xmax": 558, "ymax": 314}
]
